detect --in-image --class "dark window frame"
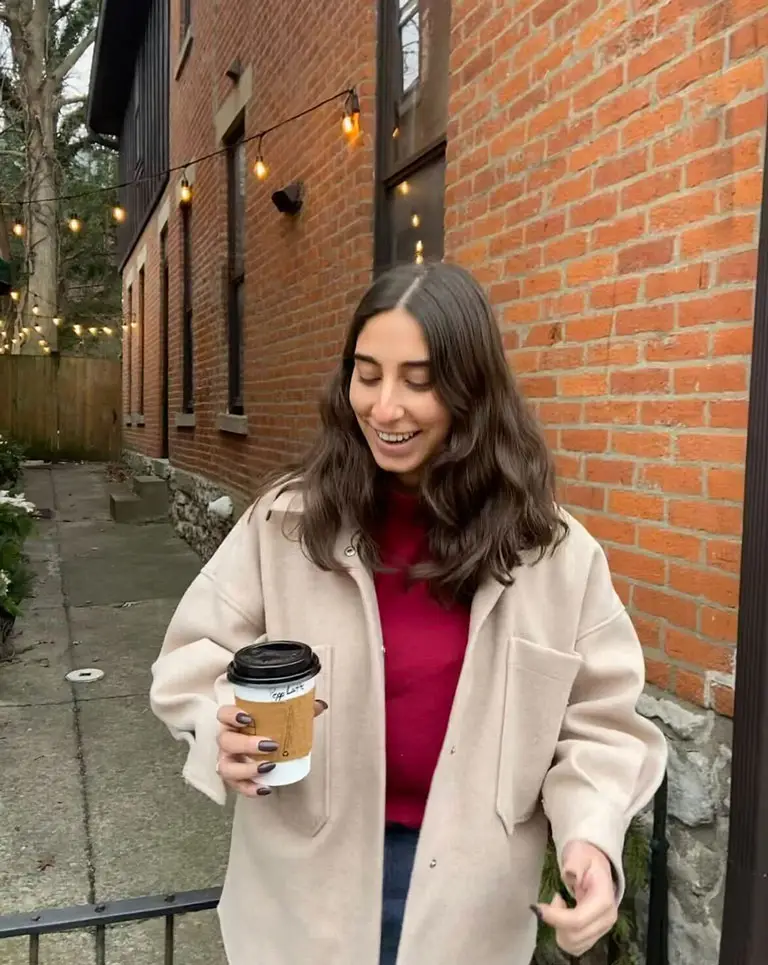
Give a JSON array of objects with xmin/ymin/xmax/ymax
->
[
  {"xmin": 138, "ymin": 266, "xmax": 145, "ymax": 416},
  {"xmin": 126, "ymin": 284, "xmax": 133, "ymax": 417},
  {"xmin": 374, "ymin": 0, "xmax": 449, "ymax": 273},
  {"xmin": 225, "ymin": 117, "xmax": 246, "ymax": 416},
  {"xmin": 160, "ymin": 224, "xmax": 170, "ymax": 457},
  {"xmin": 181, "ymin": 204, "xmax": 194, "ymax": 412}
]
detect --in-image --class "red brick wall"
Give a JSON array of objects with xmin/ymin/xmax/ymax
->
[{"xmin": 447, "ymin": 0, "xmax": 768, "ymax": 714}]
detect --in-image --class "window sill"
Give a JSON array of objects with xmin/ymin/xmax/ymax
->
[
  {"xmin": 132, "ymin": 413, "xmax": 146, "ymax": 427},
  {"xmin": 174, "ymin": 412, "xmax": 196, "ymax": 429},
  {"xmin": 123, "ymin": 416, "xmax": 132, "ymax": 427},
  {"xmin": 216, "ymin": 413, "xmax": 248, "ymax": 436},
  {"xmin": 175, "ymin": 27, "xmax": 193, "ymax": 80}
]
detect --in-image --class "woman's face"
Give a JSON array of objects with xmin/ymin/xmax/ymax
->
[{"xmin": 349, "ymin": 307, "xmax": 452, "ymax": 487}]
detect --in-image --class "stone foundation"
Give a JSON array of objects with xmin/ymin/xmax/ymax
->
[{"xmin": 122, "ymin": 448, "xmax": 730, "ymax": 965}]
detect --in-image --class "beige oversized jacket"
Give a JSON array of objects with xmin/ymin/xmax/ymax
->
[{"xmin": 150, "ymin": 488, "xmax": 667, "ymax": 965}]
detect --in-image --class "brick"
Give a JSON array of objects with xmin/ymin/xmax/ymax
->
[
  {"xmin": 639, "ymin": 525, "xmax": 702, "ymax": 561},
  {"xmin": 566, "ymin": 253, "xmax": 616, "ymax": 286},
  {"xmin": 542, "ymin": 45, "xmax": 589, "ymax": 91},
  {"xmin": 504, "ymin": 248, "xmax": 544, "ymax": 275},
  {"xmin": 670, "ymin": 563, "xmax": 740, "ymax": 608},
  {"xmin": 712, "ymin": 325, "xmax": 753, "ymax": 357},
  {"xmin": 560, "ymin": 482, "xmax": 606, "ymax": 511},
  {"xmin": 656, "ymin": 41, "xmax": 724, "ymax": 99},
  {"xmin": 645, "ymin": 657, "xmax": 671, "ymax": 688},
  {"xmin": 621, "ymin": 169, "xmax": 681, "ymax": 209},
  {"xmin": 532, "ymin": 0, "xmax": 570, "ymax": 27},
  {"xmin": 592, "ymin": 212, "xmax": 646, "ymax": 249},
  {"xmin": 573, "ymin": 64, "xmax": 624, "ymax": 113},
  {"xmin": 686, "ymin": 138, "xmax": 762, "ymax": 189},
  {"xmin": 641, "ymin": 463, "xmax": 702, "ymax": 495},
  {"xmin": 653, "ymin": 118, "xmax": 720, "ymax": 168},
  {"xmin": 566, "ymin": 315, "xmax": 612, "ymax": 341},
  {"xmin": 529, "ymin": 97, "xmax": 572, "ymax": 138},
  {"xmin": 615, "ymin": 304, "xmax": 674, "ymax": 335},
  {"xmin": 668, "ymin": 499, "xmax": 743, "ymax": 535},
  {"xmin": 618, "ymin": 239, "xmax": 674, "ymax": 273},
  {"xmin": 586, "ymin": 341, "xmax": 639, "ymax": 366},
  {"xmin": 719, "ymin": 171, "xmax": 764, "ymax": 211},
  {"xmin": 528, "ymin": 156, "xmax": 568, "ymax": 191},
  {"xmin": 608, "ymin": 490, "xmax": 665, "ymax": 520},
  {"xmin": 561, "ymin": 427, "xmax": 610, "ymax": 451},
  {"xmin": 706, "ymin": 538, "xmax": 742, "ymax": 574},
  {"xmin": 578, "ymin": 1, "xmax": 628, "ymax": 49},
  {"xmin": 523, "ymin": 270, "xmax": 563, "ymax": 296},
  {"xmin": 608, "ymin": 546, "xmax": 666, "ymax": 585},
  {"xmin": 726, "ymin": 94, "xmax": 768, "ymax": 138},
  {"xmin": 590, "ymin": 278, "xmax": 641, "ymax": 309},
  {"xmin": 611, "ymin": 368, "xmax": 670, "ymax": 394},
  {"xmin": 708, "ymin": 467, "xmax": 745, "ymax": 500},
  {"xmin": 539, "ymin": 401, "xmax": 583, "ymax": 423},
  {"xmin": 679, "ymin": 291, "xmax": 755, "ymax": 328},
  {"xmin": 633, "ymin": 585, "xmax": 698, "ymax": 629},
  {"xmin": 649, "ymin": 190, "xmax": 716, "ymax": 231},
  {"xmin": 597, "ymin": 87, "xmax": 651, "ymax": 127},
  {"xmin": 569, "ymin": 131, "xmax": 619, "ymax": 172},
  {"xmin": 690, "ymin": 56, "xmax": 766, "ymax": 112},
  {"xmin": 645, "ymin": 331, "xmax": 708, "ymax": 362},
  {"xmin": 646, "ymin": 263, "xmax": 709, "ymax": 300},
  {"xmin": 622, "ymin": 100, "xmax": 683, "ymax": 147},
  {"xmin": 666, "ymin": 627, "xmax": 734, "ymax": 673},
  {"xmin": 701, "ymin": 605, "xmax": 738, "ymax": 643},
  {"xmin": 547, "ymin": 115, "xmax": 595, "ymax": 156},
  {"xmin": 613, "ymin": 431, "xmax": 671, "ymax": 458},
  {"xmin": 570, "ymin": 192, "xmax": 618, "ymax": 228},
  {"xmin": 678, "ymin": 433, "xmax": 747, "ymax": 465},
  {"xmin": 585, "ymin": 400, "xmax": 638, "ymax": 424},
  {"xmin": 730, "ymin": 13, "xmax": 768, "ymax": 59},
  {"xmin": 551, "ymin": 171, "xmax": 593, "ymax": 207},
  {"xmin": 525, "ymin": 213, "xmax": 567, "ymax": 243},
  {"xmin": 560, "ymin": 372, "xmax": 609, "ymax": 396},
  {"xmin": 641, "ymin": 400, "xmax": 706, "ymax": 427},
  {"xmin": 709, "ymin": 400, "xmax": 749, "ymax": 431},
  {"xmin": 628, "ymin": 31, "xmax": 687, "ymax": 82},
  {"xmin": 717, "ymin": 250, "xmax": 758, "ymax": 284},
  {"xmin": 555, "ymin": 0, "xmax": 599, "ymax": 38},
  {"xmin": 711, "ymin": 684, "xmax": 734, "ymax": 718},
  {"xmin": 518, "ymin": 374, "xmax": 557, "ymax": 397},
  {"xmin": 586, "ymin": 513, "xmax": 637, "ymax": 546},
  {"xmin": 540, "ymin": 345, "xmax": 585, "ymax": 369},
  {"xmin": 674, "ymin": 363, "xmax": 747, "ymax": 394},
  {"xmin": 545, "ymin": 232, "xmax": 589, "ymax": 263},
  {"xmin": 681, "ymin": 215, "xmax": 756, "ymax": 256},
  {"xmin": 555, "ymin": 452, "xmax": 582, "ymax": 478},
  {"xmin": 585, "ymin": 457, "xmax": 635, "ymax": 485},
  {"xmin": 675, "ymin": 669, "xmax": 705, "ymax": 706},
  {"xmin": 547, "ymin": 291, "xmax": 587, "ymax": 317}
]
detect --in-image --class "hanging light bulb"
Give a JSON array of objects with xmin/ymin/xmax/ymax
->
[
  {"xmin": 88, "ymin": 326, "xmax": 98, "ymax": 336},
  {"xmin": 399, "ymin": 181, "xmax": 410, "ymax": 196},
  {"xmin": 73, "ymin": 323, "xmax": 83, "ymax": 336},
  {"xmin": 52, "ymin": 315, "xmax": 62, "ymax": 327},
  {"xmin": 12, "ymin": 219, "xmax": 24, "ymax": 238},
  {"xmin": 341, "ymin": 89, "xmax": 361, "ymax": 138},
  {"xmin": 179, "ymin": 174, "xmax": 192, "ymax": 205},
  {"xmin": 122, "ymin": 323, "xmax": 128, "ymax": 333},
  {"xmin": 34, "ymin": 324, "xmax": 42, "ymax": 334},
  {"xmin": 112, "ymin": 205, "xmax": 126, "ymax": 224},
  {"xmin": 253, "ymin": 136, "xmax": 268, "ymax": 180},
  {"xmin": 102, "ymin": 326, "xmax": 113, "ymax": 336},
  {"xmin": 131, "ymin": 317, "xmax": 138, "ymax": 329},
  {"xmin": 22, "ymin": 326, "xmax": 30, "ymax": 335},
  {"xmin": 43, "ymin": 345, "xmax": 51, "ymax": 355},
  {"xmin": 32, "ymin": 302, "xmax": 40, "ymax": 317},
  {"xmin": 38, "ymin": 338, "xmax": 47, "ymax": 347},
  {"xmin": 10, "ymin": 289, "xmax": 20, "ymax": 302},
  {"xmin": 411, "ymin": 212, "xmax": 421, "ymax": 228},
  {"xmin": 68, "ymin": 214, "xmax": 82, "ymax": 233},
  {"xmin": 11, "ymin": 336, "xmax": 18, "ymax": 346}
]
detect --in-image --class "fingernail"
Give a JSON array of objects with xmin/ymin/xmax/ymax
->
[
  {"xmin": 235, "ymin": 712, "xmax": 253, "ymax": 726},
  {"xmin": 256, "ymin": 786, "xmax": 272, "ymax": 796},
  {"xmin": 317, "ymin": 700, "xmax": 328, "ymax": 710},
  {"xmin": 529, "ymin": 905, "xmax": 543, "ymax": 923},
  {"xmin": 258, "ymin": 740, "xmax": 279, "ymax": 752},
  {"xmin": 257, "ymin": 761, "xmax": 276, "ymax": 773}
]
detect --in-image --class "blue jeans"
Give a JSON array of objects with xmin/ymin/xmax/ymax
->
[{"xmin": 380, "ymin": 824, "xmax": 419, "ymax": 965}]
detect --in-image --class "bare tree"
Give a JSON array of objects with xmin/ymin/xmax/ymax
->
[{"xmin": 0, "ymin": 0, "xmax": 98, "ymax": 353}]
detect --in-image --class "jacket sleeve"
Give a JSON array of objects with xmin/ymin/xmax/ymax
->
[
  {"xmin": 149, "ymin": 508, "xmax": 265, "ymax": 805},
  {"xmin": 541, "ymin": 542, "xmax": 668, "ymax": 899}
]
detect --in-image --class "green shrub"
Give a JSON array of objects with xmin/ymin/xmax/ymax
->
[
  {"xmin": 0, "ymin": 434, "xmax": 26, "ymax": 491},
  {"xmin": 0, "ymin": 492, "xmax": 36, "ymax": 623}
]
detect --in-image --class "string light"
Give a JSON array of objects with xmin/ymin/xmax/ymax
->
[
  {"xmin": 21, "ymin": 326, "xmax": 30, "ymax": 335},
  {"xmin": 31, "ymin": 302, "xmax": 40, "ymax": 316},
  {"xmin": 43, "ymin": 345, "xmax": 51, "ymax": 354},
  {"xmin": 341, "ymin": 89, "xmax": 361, "ymax": 138},
  {"xmin": 67, "ymin": 214, "xmax": 82, "ymax": 233},
  {"xmin": 411, "ymin": 213, "xmax": 420, "ymax": 228},
  {"xmin": 398, "ymin": 181, "xmax": 410, "ymax": 196},
  {"xmin": 53, "ymin": 315, "xmax": 62, "ymax": 326},
  {"xmin": 253, "ymin": 135, "xmax": 268, "ymax": 181},
  {"xmin": 10, "ymin": 290, "xmax": 19, "ymax": 302},
  {"xmin": 34, "ymin": 324, "xmax": 42, "ymax": 334},
  {"xmin": 12, "ymin": 219, "xmax": 24, "ymax": 238},
  {"xmin": 38, "ymin": 338, "xmax": 46, "ymax": 348},
  {"xmin": 73, "ymin": 324, "xmax": 83, "ymax": 336},
  {"xmin": 102, "ymin": 326, "xmax": 113, "ymax": 335},
  {"xmin": 111, "ymin": 205, "xmax": 126, "ymax": 224},
  {"xmin": 88, "ymin": 326, "xmax": 98, "ymax": 336},
  {"xmin": 179, "ymin": 175, "xmax": 192, "ymax": 205}
]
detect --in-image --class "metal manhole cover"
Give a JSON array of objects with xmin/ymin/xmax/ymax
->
[{"xmin": 65, "ymin": 668, "xmax": 104, "ymax": 683}]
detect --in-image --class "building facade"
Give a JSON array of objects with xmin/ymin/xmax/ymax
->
[{"xmin": 88, "ymin": 1, "xmax": 768, "ymax": 960}]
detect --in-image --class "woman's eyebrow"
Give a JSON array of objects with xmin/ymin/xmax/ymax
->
[{"xmin": 353, "ymin": 352, "xmax": 430, "ymax": 369}]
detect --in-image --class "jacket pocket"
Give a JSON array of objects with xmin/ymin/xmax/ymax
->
[
  {"xmin": 496, "ymin": 637, "xmax": 582, "ymax": 834},
  {"xmin": 275, "ymin": 644, "xmax": 332, "ymax": 836}
]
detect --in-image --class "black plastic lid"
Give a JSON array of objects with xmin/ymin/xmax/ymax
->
[{"xmin": 227, "ymin": 641, "xmax": 321, "ymax": 686}]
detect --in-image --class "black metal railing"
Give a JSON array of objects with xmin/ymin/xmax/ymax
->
[
  {"xmin": 0, "ymin": 888, "xmax": 221, "ymax": 965},
  {"xmin": 0, "ymin": 776, "xmax": 669, "ymax": 965}
]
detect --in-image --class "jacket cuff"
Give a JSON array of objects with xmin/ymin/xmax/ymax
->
[
  {"xmin": 549, "ymin": 798, "xmax": 628, "ymax": 901},
  {"xmin": 174, "ymin": 710, "xmax": 228, "ymax": 806}
]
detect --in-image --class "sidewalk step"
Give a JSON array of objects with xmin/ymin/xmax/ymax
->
[
  {"xmin": 109, "ymin": 491, "xmax": 145, "ymax": 523},
  {"xmin": 109, "ymin": 481, "xmax": 168, "ymax": 523},
  {"xmin": 132, "ymin": 475, "xmax": 169, "ymax": 516}
]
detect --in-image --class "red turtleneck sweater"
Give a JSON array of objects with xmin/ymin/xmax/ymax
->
[{"xmin": 374, "ymin": 488, "xmax": 471, "ymax": 829}]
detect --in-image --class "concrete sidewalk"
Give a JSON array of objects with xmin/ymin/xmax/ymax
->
[{"xmin": 0, "ymin": 464, "xmax": 230, "ymax": 964}]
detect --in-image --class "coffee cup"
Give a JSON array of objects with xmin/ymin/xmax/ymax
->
[{"xmin": 227, "ymin": 641, "xmax": 321, "ymax": 786}]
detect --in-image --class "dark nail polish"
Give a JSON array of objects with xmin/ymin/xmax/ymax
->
[
  {"xmin": 316, "ymin": 699, "xmax": 328, "ymax": 710},
  {"xmin": 529, "ymin": 905, "xmax": 543, "ymax": 923},
  {"xmin": 235, "ymin": 712, "xmax": 253, "ymax": 726},
  {"xmin": 258, "ymin": 740, "xmax": 279, "ymax": 752},
  {"xmin": 257, "ymin": 761, "xmax": 276, "ymax": 774},
  {"xmin": 256, "ymin": 786, "xmax": 272, "ymax": 796}
]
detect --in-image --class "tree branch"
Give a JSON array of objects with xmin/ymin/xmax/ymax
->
[
  {"xmin": 59, "ymin": 93, "xmax": 85, "ymax": 106},
  {"xmin": 51, "ymin": 25, "xmax": 94, "ymax": 82}
]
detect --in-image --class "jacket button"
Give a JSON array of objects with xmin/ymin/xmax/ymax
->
[
  {"xmin": 450, "ymin": 746, "xmax": 456, "ymax": 755},
  {"xmin": 344, "ymin": 545, "xmax": 356, "ymax": 557},
  {"xmin": 429, "ymin": 859, "xmax": 437, "ymax": 868}
]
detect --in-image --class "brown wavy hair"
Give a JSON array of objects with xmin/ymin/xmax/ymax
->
[{"xmin": 266, "ymin": 261, "xmax": 567, "ymax": 604}]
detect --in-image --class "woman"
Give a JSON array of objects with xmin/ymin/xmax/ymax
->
[{"xmin": 150, "ymin": 262, "xmax": 667, "ymax": 965}]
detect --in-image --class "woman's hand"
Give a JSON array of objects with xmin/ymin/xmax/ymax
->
[
  {"xmin": 216, "ymin": 702, "xmax": 328, "ymax": 798},
  {"xmin": 532, "ymin": 841, "xmax": 618, "ymax": 957}
]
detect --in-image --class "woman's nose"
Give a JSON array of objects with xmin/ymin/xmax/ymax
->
[{"xmin": 371, "ymin": 383, "xmax": 405, "ymax": 424}]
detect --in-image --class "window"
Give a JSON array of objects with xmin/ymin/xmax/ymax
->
[
  {"xmin": 225, "ymin": 120, "xmax": 246, "ymax": 415},
  {"xmin": 180, "ymin": 0, "xmax": 191, "ymax": 39},
  {"xmin": 181, "ymin": 204, "xmax": 194, "ymax": 412},
  {"xmin": 375, "ymin": 0, "xmax": 451, "ymax": 272},
  {"xmin": 138, "ymin": 266, "xmax": 145, "ymax": 415},
  {"xmin": 126, "ymin": 284, "xmax": 133, "ymax": 417}
]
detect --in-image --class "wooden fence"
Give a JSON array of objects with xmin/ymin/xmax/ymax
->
[{"xmin": 0, "ymin": 356, "xmax": 121, "ymax": 461}]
